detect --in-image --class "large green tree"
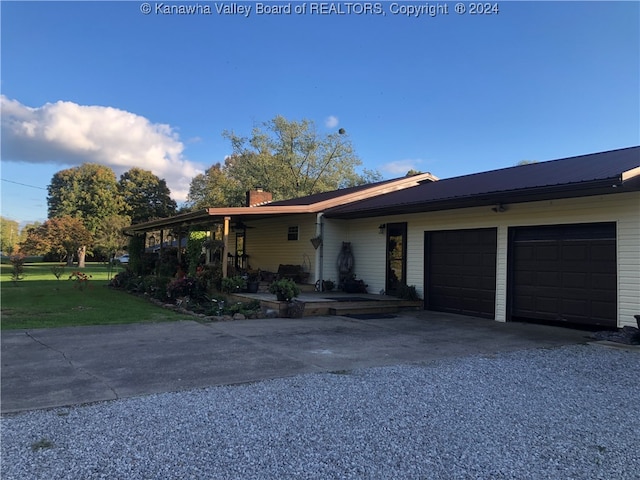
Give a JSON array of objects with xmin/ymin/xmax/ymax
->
[
  {"xmin": 119, "ymin": 168, "xmax": 177, "ymax": 223},
  {"xmin": 221, "ymin": 116, "xmax": 381, "ymax": 202},
  {"xmin": 187, "ymin": 163, "xmax": 245, "ymax": 209},
  {"xmin": 48, "ymin": 164, "xmax": 126, "ymax": 267},
  {"xmin": 0, "ymin": 217, "xmax": 20, "ymax": 254},
  {"xmin": 18, "ymin": 221, "xmax": 41, "ymax": 247},
  {"xmin": 93, "ymin": 214, "xmax": 131, "ymax": 261}
]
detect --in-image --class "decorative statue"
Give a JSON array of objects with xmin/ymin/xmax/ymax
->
[{"xmin": 337, "ymin": 242, "xmax": 355, "ymax": 288}]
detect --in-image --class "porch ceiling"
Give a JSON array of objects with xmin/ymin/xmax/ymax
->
[{"xmin": 123, "ymin": 207, "xmax": 313, "ymax": 234}]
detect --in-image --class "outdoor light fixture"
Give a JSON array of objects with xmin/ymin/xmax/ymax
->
[
  {"xmin": 491, "ymin": 204, "xmax": 506, "ymax": 213},
  {"xmin": 378, "ymin": 224, "xmax": 386, "ymax": 234}
]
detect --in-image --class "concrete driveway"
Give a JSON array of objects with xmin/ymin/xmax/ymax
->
[{"xmin": 1, "ymin": 311, "xmax": 591, "ymax": 414}]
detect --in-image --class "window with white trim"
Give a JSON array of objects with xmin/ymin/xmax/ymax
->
[{"xmin": 287, "ymin": 226, "xmax": 299, "ymax": 241}]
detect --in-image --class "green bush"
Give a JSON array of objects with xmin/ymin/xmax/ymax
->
[
  {"xmin": 141, "ymin": 275, "xmax": 172, "ymax": 301},
  {"xmin": 186, "ymin": 230, "xmax": 208, "ymax": 276},
  {"xmin": 269, "ymin": 278, "xmax": 300, "ymax": 301},
  {"xmin": 157, "ymin": 248, "xmax": 180, "ymax": 277},
  {"xmin": 196, "ymin": 263, "xmax": 222, "ymax": 292},
  {"xmin": 221, "ymin": 275, "xmax": 247, "ymax": 294},
  {"xmin": 396, "ymin": 284, "xmax": 420, "ymax": 301},
  {"xmin": 127, "ymin": 235, "xmax": 146, "ymax": 275}
]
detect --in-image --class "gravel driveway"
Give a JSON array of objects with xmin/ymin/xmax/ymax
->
[{"xmin": 2, "ymin": 344, "xmax": 638, "ymax": 479}]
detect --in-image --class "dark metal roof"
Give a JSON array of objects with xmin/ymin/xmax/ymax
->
[
  {"xmin": 325, "ymin": 146, "xmax": 640, "ymax": 219},
  {"xmin": 266, "ymin": 176, "xmax": 430, "ymax": 206}
]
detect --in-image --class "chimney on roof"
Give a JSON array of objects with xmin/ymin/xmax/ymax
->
[{"xmin": 246, "ymin": 188, "xmax": 272, "ymax": 207}]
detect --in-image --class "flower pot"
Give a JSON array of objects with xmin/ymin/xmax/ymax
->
[{"xmin": 246, "ymin": 281, "xmax": 259, "ymax": 293}]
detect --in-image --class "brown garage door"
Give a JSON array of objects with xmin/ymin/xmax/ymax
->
[
  {"xmin": 425, "ymin": 228, "xmax": 497, "ymax": 319},
  {"xmin": 509, "ymin": 223, "xmax": 617, "ymax": 327}
]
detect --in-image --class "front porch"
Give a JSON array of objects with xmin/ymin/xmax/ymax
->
[{"xmin": 228, "ymin": 288, "xmax": 423, "ymax": 318}]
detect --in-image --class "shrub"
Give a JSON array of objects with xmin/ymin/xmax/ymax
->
[
  {"xmin": 221, "ymin": 275, "xmax": 247, "ymax": 294},
  {"xmin": 109, "ymin": 270, "xmax": 135, "ymax": 289},
  {"xmin": 186, "ymin": 230, "xmax": 207, "ymax": 276},
  {"xmin": 396, "ymin": 284, "xmax": 420, "ymax": 301},
  {"xmin": 68, "ymin": 271, "xmax": 92, "ymax": 291},
  {"xmin": 157, "ymin": 248, "xmax": 180, "ymax": 277},
  {"xmin": 9, "ymin": 254, "xmax": 26, "ymax": 284},
  {"xmin": 166, "ymin": 276, "xmax": 198, "ymax": 300},
  {"xmin": 269, "ymin": 278, "xmax": 300, "ymax": 302},
  {"xmin": 50, "ymin": 264, "xmax": 65, "ymax": 280},
  {"xmin": 196, "ymin": 264, "xmax": 222, "ymax": 292},
  {"xmin": 140, "ymin": 275, "xmax": 172, "ymax": 301}
]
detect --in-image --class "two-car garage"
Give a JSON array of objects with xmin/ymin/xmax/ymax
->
[{"xmin": 424, "ymin": 223, "xmax": 618, "ymax": 328}]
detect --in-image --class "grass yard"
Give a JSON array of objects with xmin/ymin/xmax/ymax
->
[{"xmin": 0, "ymin": 262, "xmax": 194, "ymax": 329}]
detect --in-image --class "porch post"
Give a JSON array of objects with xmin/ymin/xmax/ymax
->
[{"xmin": 222, "ymin": 216, "xmax": 231, "ymax": 278}]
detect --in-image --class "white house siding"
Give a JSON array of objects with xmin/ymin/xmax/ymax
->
[
  {"xmin": 329, "ymin": 192, "xmax": 639, "ymax": 327},
  {"xmin": 240, "ymin": 214, "xmax": 319, "ymax": 281},
  {"xmin": 318, "ymin": 217, "xmax": 351, "ymax": 285},
  {"xmin": 326, "ymin": 217, "xmax": 398, "ymax": 294}
]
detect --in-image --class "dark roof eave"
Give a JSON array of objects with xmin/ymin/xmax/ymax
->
[
  {"xmin": 325, "ymin": 177, "xmax": 634, "ymax": 219},
  {"xmin": 124, "ymin": 209, "xmax": 211, "ymax": 234}
]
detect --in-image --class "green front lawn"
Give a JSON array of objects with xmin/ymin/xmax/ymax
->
[{"xmin": 0, "ymin": 263, "xmax": 194, "ymax": 329}]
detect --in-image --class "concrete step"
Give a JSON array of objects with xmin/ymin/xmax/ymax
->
[{"xmin": 328, "ymin": 300, "xmax": 422, "ymax": 316}]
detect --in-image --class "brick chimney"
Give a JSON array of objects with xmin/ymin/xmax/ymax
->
[{"xmin": 246, "ymin": 188, "xmax": 272, "ymax": 207}]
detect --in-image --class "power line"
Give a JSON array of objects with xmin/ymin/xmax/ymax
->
[{"xmin": 1, "ymin": 178, "xmax": 47, "ymax": 190}]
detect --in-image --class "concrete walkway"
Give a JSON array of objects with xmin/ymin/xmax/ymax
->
[{"xmin": 1, "ymin": 311, "xmax": 591, "ymax": 414}]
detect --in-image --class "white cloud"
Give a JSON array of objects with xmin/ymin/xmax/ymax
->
[
  {"xmin": 381, "ymin": 159, "xmax": 425, "ymax": 176},
  {"xmin": 324, "ymin": 115, "xmax": 339, "ymax": 129},
  {"xmin": 0, "ymin": 95, "xmax": 203, "ymax": 201}
]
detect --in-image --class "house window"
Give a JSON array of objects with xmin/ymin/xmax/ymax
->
[{"xmin": 287, "ymin": 226, "xmax": 299, "ymax": 241}]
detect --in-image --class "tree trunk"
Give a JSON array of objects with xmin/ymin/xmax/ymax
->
[{"xmin": 77, "ymin": 246, "xmax": 87, "ymax": 268}]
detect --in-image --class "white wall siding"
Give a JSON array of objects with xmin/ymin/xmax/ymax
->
[
  {"xmin": 240, "ymin": 214, "xmax": 318, "ymax": 281},
  {"xmin": 320, "ymin": 218, "xmax": 351, "ymax": 284},
  {"xmin": 343, "ymin": 220, "xmax": 388, "ymax": 293},
  {"xmin": 495, "ymin": 226, "xmax": 510, "ymax": 322},
  {"xmin": 331, "ymin": 192, "xmax": 639, "ymax": 327},
  {"xmin": 617, "ymin": 207, "xmax": 640, "ymax": 327}
]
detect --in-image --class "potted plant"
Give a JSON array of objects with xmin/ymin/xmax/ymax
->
[
  {"xmin": 343, "ymin": 274, "xmax": 368, "ymax": 294},
  {"xmin": 246, "ymin": 270, "xmax": 260, "ymax": 293},
  {"xmin": 322, "ymin": 279, "xmax": 335, "ymax": 292},
  {"xmin": 269, "ymin": 278, "xmax": 300, "ymax": 302}
]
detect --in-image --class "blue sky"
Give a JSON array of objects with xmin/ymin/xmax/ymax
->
[{"xmin": 2, "ymin": 1, "xmax": 639, "ymax": 227}]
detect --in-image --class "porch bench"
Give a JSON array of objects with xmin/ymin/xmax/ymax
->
[{"xmin": 277, "ymin": 264, "xmax": 309, "ymax": 284}]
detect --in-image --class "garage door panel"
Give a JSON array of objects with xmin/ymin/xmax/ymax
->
[
  {"xmin": 480, "ymin": 276, "xmax": 496, "ymax": 290},
  {"xmin": 562, "ymin": 272, "xmax": 587, "ymax": 289},
  {"xmin": 483, "ymin": 254, "xmax": 497, "ymax": 267},
  {"xmin": 591, "ymin": 244, "xmax": 616, "ymax": 262},
  {"xmin": 591, "ymin": 273, "xmax": 616, "ymax": 290},
  {"xmin": 537, "ymin": 271, "xmax": 561, "ymax": 287},
  {"xmin": 514, "ymin": 270, "xmax": 535, "ymax": 286},
  {"xmin": 510, "ymin": 223, "xmax": 616, "ymax": 327},
  {"xmin": 591, "ymin": 301, "xmax": 616, "ymax": 320},
  {"xmin": 537, "ymin": 244, "xmax": 560, "ymax": 261},
  {"xmin": 426, "ymin": 228, "xmax": 497, "ymax": 319},
  {"xmin": 562, "ymin": 299, "xmax": 588, "ymax": 315},
  {"xmin": 562, "ymin": 243, "xmax": 588, "ymax": 261}
]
